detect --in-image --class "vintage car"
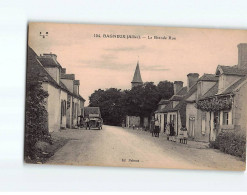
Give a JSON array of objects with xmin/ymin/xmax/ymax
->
[
  {"xmin": 77, "ymin": 115, "xmax": 103, "ymax": 130},
  {"xmin": 88, "ymin": 117, "xmax": 103, "ymax": 130}
]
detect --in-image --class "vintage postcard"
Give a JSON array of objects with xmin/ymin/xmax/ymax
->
[{"xmin": 25, "ymin": 22, "xmax": 246, "ymax": 171}]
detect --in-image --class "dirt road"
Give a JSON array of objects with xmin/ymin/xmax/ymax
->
[{"xmin": 47, "ymin": 125, "xmax": 245, "ymax": 171}]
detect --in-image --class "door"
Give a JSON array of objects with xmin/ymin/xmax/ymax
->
[
  {"xmin": 164, "ymin": 114, "xmax": 167, "ymax": 132},
  {"xmin": 173, "ymin": 114, "xmax": 177, "ymax": 135},
  {"xmin": 189, "ymin": 116, "xmax": 195, "ymax": 138}
]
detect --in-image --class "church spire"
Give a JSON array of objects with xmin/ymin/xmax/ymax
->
[{"xmin": 131, "ymin": 60, "xmax": 143, "ymax": 88}]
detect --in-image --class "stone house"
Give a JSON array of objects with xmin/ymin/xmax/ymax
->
[
  {"xmin": 154, "ymin": 99, "xmax": 169, "ymax": 132},
  {"xmin": 195, "ymin": 43, "xmax": 247, "ymax": 142},
  {"xmin": 185, "ymin": 74, "xmax": 218, "ymax": 141},
  {"xmin": 155, "ymin": 73, "xmax": 199, "ymax": 135},
  {"xmin": 28, "ymin": 46, "xmax": 85, "ymax": 132}
]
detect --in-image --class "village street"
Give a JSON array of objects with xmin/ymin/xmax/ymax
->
[{"xmin": 47, "ymin": 125, "xmax": 245, "ymax": 171}]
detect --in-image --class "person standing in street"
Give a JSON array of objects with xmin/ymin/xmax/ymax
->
[
  {"xmin": 166, "ymin": 122, "xmax": 170, "ymax": 140},
  {"xmin": 85, "ymin": 117, "xmax": 90, "ymax": 130},
  {"xmin": 154, "ymin": 118, "xmax": 160, "ymax": 137},
  {"xmin": 170, "ymin": 122, "xmax": 176, "ymax": 142},
  {"xmin": 150, "ymin": 118, "xmax": 155, "ymax": 137}
]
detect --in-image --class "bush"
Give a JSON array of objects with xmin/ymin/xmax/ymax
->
[
  {"xmin": 210, "ymin": 131, "xmax": 246, "ymax": 160},
  {"xmin": 24, "ymin": 48, "xmax": 51, "ymax": 160},
  {"xmin": 209, "ymin": 140, "xmax": 219, "ymax": 149}
]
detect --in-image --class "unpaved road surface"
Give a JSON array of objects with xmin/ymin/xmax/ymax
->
[{"xmin": 47, "ymin": 125, "xmax": 245, "ymax": 171}]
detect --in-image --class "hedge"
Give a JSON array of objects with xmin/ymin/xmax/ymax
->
[{"xmin": 210, "ymin": 131, "xmax": 246, "ymax": 160}]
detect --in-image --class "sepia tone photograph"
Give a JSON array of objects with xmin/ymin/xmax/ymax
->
[{"xmin": 25, "ymin": 22, "xmax": 247, "ymax": 171}]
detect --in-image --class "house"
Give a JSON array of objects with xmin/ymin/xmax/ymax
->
[
  {"xmin": 195, "ymin": 43, "xmax": 247, "ymax": 141},
  {"xmin": 84, "ymin": 107, "xmax": 101, "ymax": 118},
  {"xmin": 155, "ymin": 73, "xmax": 199, "ymax": 135},
  {"xmin": 185, "ymin": 74, "xmax": 218, "ymax": 141},
  {"xmin": 27, "ymin": 46, "xmax": 85, "ymax": 132},
  {"xmin": 154, "ymin": 99, "xmax": 170, "ymax": 132}
]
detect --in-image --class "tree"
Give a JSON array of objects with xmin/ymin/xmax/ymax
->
[
  {"xmin": 25, "ymin": 49, "xmax": 50, "ymax": 159},
  {"xmin": 157, "ymin": 80, "xmax": 174, "ymax": 100},
  {"xmin": 89, "ymin": 88, "xmax": 125, "ymax": 126},
  {"xmin": 88, "ymin": 81, "xmax": 174, "ymax": 127},
  {"xmin": 122, "ymin": 82, "xmax": 160, "ymax": 123}
]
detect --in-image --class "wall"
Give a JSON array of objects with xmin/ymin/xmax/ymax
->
[
  {"xmin": 186, "ymin": 103, "xmax": 197, "ymax": 138},
  {"xmin": 232, "ymin": 81, "xmax": 247, "ymax": 134},
  {"xmin": 172, "ymin": 101, "xmax": 179, "ymax": 108},
  {"xmin": 47, "ymin": 84, "xmax": 61, "ymax": 132},
  {"xmin": 66, "ymin": 95, "xmax": 72, "ymax": 128},
  {"xmin": 195, "ymin": 109, "xmax": 210, "ymax": 142},
  {"xmin": 61, "ymin": 78, "xmax": 74, "ymax": 93},
  {"xmin": 45, "ymin": 67, "xmax": 60, "ymax": 83},
  {"xmin": 126, "ymin": 116, "xmax": 140, "ymax": 128},
  {"xmin": 60, "ymin": 90, "xmax": 67, "ymax": 129},
  {"xmin": 143, "ymin": 117, "xmax": 149, "ymax": 128},
  {"xmin": 197, "ymin": 81, "xmax": 216, "ymax": 98},
  {"xmin": 72, "ymin": 97, "xmax": 80, "ymax": 127},
  {"xmin": 167, "ymin": 112, "xmax": 178, "ymax": 135},
  {"xmin": 155, "ymin": 113, "xmax": 164, "ymax": 132},
  {"xmin": 218, "ymin": 75, "xmax": 241, "ymax": 94}
]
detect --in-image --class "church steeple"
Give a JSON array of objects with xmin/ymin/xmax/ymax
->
[{"xmin": 131, "ymin": 60, "xmax": 143, "ymax": 88}]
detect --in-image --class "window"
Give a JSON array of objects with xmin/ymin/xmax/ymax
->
[{"xmin": 223, "ymin": 111, "xmax": 229, "ymax": 125}]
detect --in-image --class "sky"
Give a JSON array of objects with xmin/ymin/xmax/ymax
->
[{"xmin": 28, "ymin": 23, "xmax": 247, "ymax": 105}]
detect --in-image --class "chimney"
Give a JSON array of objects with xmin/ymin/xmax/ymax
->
[
  {"xmin": 187, "ymin": 73, "xmax": 199, "ymax": 91},
  {"xmin": 38, "ymin": 53, "xmax": 61, "ymax": 83},
  {"xmin": 174, "ymin": 81, "xmax": 183, "ymax": 95},
  {"xmin": 61, "ymin": 68, "xmax": 66, "ymax": 75},
  {"xmin": 238, "ymin": 43, "xmax": 247, "ymax": 68},
  {"xmin": 73, "ymin": 80, "xmax": 80, "ymax": 95},
  {"xmin": 43, "ymin": 53, "xmax": 58, "ymax": 64}
]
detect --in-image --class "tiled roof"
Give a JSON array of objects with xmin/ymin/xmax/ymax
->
[
  {"xmin": 74, "ymin": 80, "xmax": 80, "ymax": 85},
  {"xmin": 198, "ymin": 74, "xmax": 218, "ymax": 82},
  {"xmin": 28, "ymin": 46, "xmax": 85, "ymax": 102},
  {"xmin": 198, "ymin": 76, "xmax": 247, "ymax": 100},
  {"xmin": 199, "ymin": 82, "xmax": 219, "ymax": 100},
  {"xmin": 61, "ymin": 74, "xmax": 75, "ymax": 80},
  {"xmin": 60, "ymin": 80, "xmax": 70, "ymax": 91},
  {"xmin": 158, "ymin": 84, "xmax": 197, "ymax": 113},
  {"xmin": 158, "ymin": 102, "xmax": 173, "ymax": 113},
  {"xmin": 222, "ymin": 76, "xmax": 247, "ymax": 95},
  {"xmin": 170, "ymin": 95, "xmax": 183, "ymax": 101},
  {"xmin": 37, "ymin": 56, "xmax": 62, "ymax": 68},
  {"xmin": 29, "ymin": 47, "xmax": 62, "ymax": 89},
  {"xmin": 158, "ymin": 99, "xmax": 170, "ymax": 105},
  {"xmin": 176, "ymin": 86, "xmax": 187, "ymax": 95},
  {"xmin": 216, "ymin": 65, "xmax": 247, "ymax": 76},
  {"xmin": 84, "ymin": 107, "xmax": 101, "ymax": 117}
]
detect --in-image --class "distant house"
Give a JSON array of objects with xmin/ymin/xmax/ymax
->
[
  {"xmin": 154, "ymin": 99, "xmax": 170, "ymax": 132},
  {"xmin": 27, "ymin": 46, "xmax": 85, "ymax": 132},
  {"xmin": 84, "ymin": 107, "xmax": 101, "ymax": 118}
]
